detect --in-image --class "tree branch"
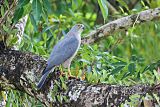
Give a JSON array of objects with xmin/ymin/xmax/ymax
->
[
  {"xmin": 82, "ymin": 7, "xmax": 160, "ymax": 44},
  {"xmin": 0, "ymin": 49, "xmax": 160, "ymax": 106}
]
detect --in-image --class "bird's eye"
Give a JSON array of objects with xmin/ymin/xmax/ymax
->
[{"xmin": 77, "ymin": 24, "xmax": 82, "ymax": 29}]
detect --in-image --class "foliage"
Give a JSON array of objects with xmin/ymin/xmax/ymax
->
[{"xmin": 1, "ymin": 0, "xmax": 160, "ymax": 106}]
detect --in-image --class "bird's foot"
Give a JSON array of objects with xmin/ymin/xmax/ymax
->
[
  {"xmin": 60, "ymin": 71, "xmax": 66, "ymax": 76},
  {"xmin": 68, "ymin": 74, "xmax": 80, "ymax": 80},
  {"xmin": 60, "ymin": 71, "xmax": 79, "ymax": 80}
]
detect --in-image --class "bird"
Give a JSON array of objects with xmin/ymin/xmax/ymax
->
[{"xmin": 37, "ymin": 24, "xmax": 85, "ymax": 89}]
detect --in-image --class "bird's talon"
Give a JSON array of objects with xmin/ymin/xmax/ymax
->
[{"xmin": 60, "ymin": 72, "xmax": 66, "ymax": 77}]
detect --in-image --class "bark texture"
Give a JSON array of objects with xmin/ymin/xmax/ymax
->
[{"xmin": 0, "ymin": 49, "xmax": 160, "ymax": 106}]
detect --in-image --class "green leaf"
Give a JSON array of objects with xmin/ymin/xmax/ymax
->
[
  {"xmin": 72, "ymin": 0, "xmax": 82, "ymax": 11},
  {"xmin": 62, "ymin": 82, "xmax": 67, "ymax": 90},
  {"xmin": 111, "ymin": 61, "xmax": 127, "ymax": 67},
  {"xmin": 141, "ymin": 0, "xmax": 146, "ymax": 7},
  {"xmin": 142, "ymin": 65, "xmax": 150, "ymax": 73},
  {"xmin": 30, "ymin": 14, "xmax": 38, "ymax": 31},
  {"xmin": 142, "ymin": 63, "xmax": 157, "ymax": 73},
  {"xmin": 121, "ymin": 72, "xmax": 131, "ymax": 79},
  {"xmin": 42, "ymin": 0, "xmax": 52, "ymax": 14},
  {"xmin": 153, "ymin": 70, "xmax": 160, "ymax": 81},
  {"xmin": 4, "ymin": 0, "xmax": 9, "ymax": 9},
  {"xmin": 6, "ymin": 91, "xmax": 12, "ymax": 107},
  {"xmin": 111, "ymin": 66, "xmax": 125, "ymax": 75},
  {"xmin": 10, "ymin": 36, "xmax": 18, "ymax": 45},
  {"xmin": 98, "ymin": 0, "xmax": 108, "ymax": 22},
  {"xmin": 23, "ymin": 3, "xmax": 32, "ymax": 16},
  {"xmin": 42, "ymin": 33, "xmax": 47, "ymax": 41},
  {"xmin": 128, "ymin": 63, "xmax": 136, "ymax": 74},
  {"xmin": 2, "ymin": 25, "xmax": 9, "ymax": 32},
  {"xmin": 12, "ymin": 7, "xmax": 24, "ymax": 23},
  {"xmin": 57, "ymin": 95, "xmax": 63, "ymax": 103},
  {"xmin": 137, "ymin": 71, "xmax": 141, "ymax": 80},
  {"xmin": 1, "ymin": 6, "xmax": 4, "ymax": 17},
  {"xmin": 18, "ymin": 0, "xmax": 30, "ymax": 8},
  {"xmin": 42, "ymin": 25, "xmax": 54, "ymax": 33},
  {"xmin": 116, "ymin": 0, "xmax": 129, "ymax": 11},
  {"xmin": 32, "ymin": 0, "xmax": 42, "ymax": 23},
  {"xmin": 153, "ymin": 94, "xmax": 160, "ymax": 105},
  {"xmin": 37, "ymin": 47, "xmax": 46, "ymax": 55}
]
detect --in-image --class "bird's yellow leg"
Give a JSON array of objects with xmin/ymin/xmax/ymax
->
[{"xmin": 68, "ymin": 66, "xmax": 77, "ymax": 79}]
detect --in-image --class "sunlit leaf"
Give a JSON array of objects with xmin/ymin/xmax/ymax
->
[
  {"xmin": 153, "ymin": 94, "xmax": 160, "ymax": 105},
  {"xmin": 23, "ymin": 3, "xmax": 32, "ymax": 16},
  {"xmin": 153, "ymin": 70, "xmax": 160, "ymax": 81},
  {"xmin": 4, "ymin": 0, "xmax": 9, "ymax": 9},
  {"xmin": 37, "ymin": 47, "xmax": 46, "ymax": 55},
  {"xmin": 72, "ymin": 0, "xmax": 82, "ymax": 11},
  {"xmin": 98, "ymin": 0, "xmax": 108, "ymax": 22},
  {"xmin": 1, "ymin": 6, "xmax": 4, "ymax": 17},
  {"xmin": 2, "ymin": 25, "xmax": 8, "ymax": 32},
  {"xmin": 117, "ymin": 0, "xmax": 129, "ymax": 11}
]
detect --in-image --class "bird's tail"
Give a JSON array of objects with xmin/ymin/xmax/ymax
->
[{"xmin": 37, "ymin": 70, "xmax": 51, "ymax": 89}]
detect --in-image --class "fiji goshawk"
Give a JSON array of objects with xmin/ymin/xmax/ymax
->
[{"xmin": 37, "ymin": 24, "xmax": 85, "ymax": 89}]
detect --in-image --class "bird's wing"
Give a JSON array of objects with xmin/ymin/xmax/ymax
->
[{"xmin": 42, "ymin": 36, "xmax": 79, "ymax": 75}]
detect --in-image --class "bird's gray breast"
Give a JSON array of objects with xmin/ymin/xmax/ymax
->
[{"xmin": 47, "ymin": 35, "xmax": 80, "ymax": 69}]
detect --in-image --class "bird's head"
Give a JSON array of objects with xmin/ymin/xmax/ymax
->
[{"xmin": 70, "ymin": 24, "xmax": 85, "ymax": 34}]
